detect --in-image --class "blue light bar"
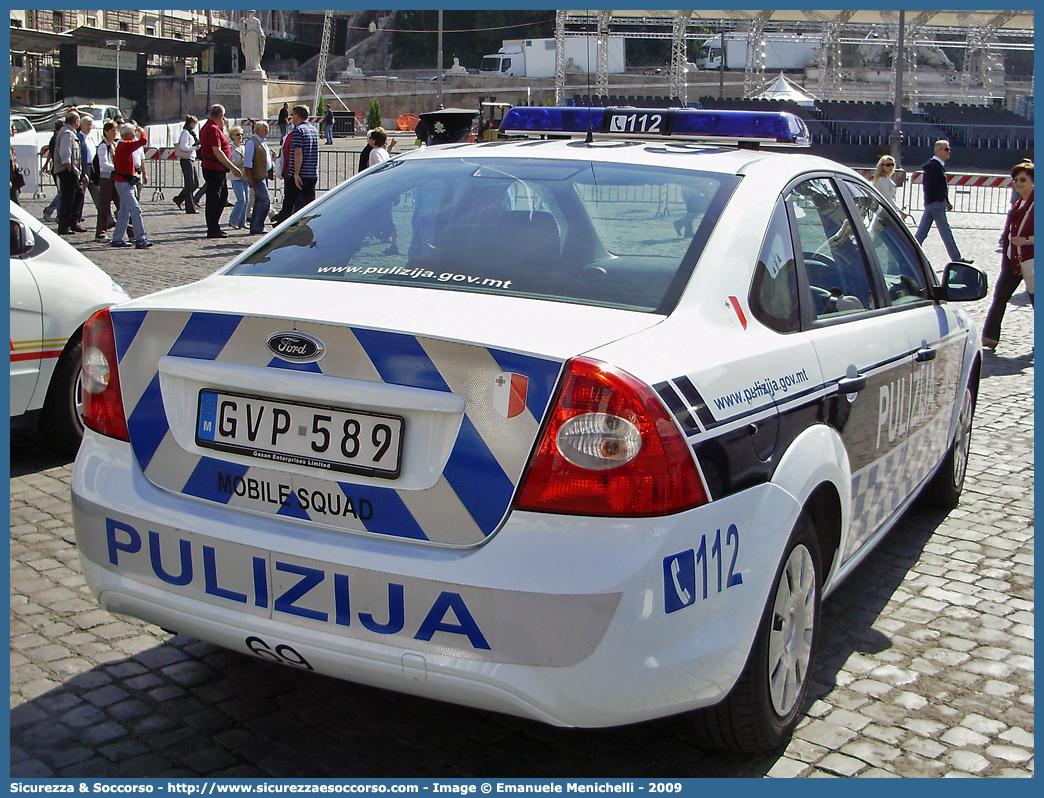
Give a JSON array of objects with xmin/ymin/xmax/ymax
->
[{"xmin": 500, "ymin": 106, "xmax": 811, "ymax": 146}]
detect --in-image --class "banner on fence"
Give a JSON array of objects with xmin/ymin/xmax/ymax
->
[{"xmin": 12, "ymin": 144, "xmax": 41, "ymax": 194}]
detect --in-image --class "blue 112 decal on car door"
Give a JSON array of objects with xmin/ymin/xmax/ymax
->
[{"xmin": 664, "ymin": 525, "xmax": 743, "ymax": 613}]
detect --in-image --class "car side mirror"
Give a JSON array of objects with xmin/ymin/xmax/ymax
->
[
  {"xmin": 10, "ymin": 219, "xmax": 35, "ymax": 257},
  {"xmin": 933, "ymin": 261, "xmax": 988, "ymax": 302}
]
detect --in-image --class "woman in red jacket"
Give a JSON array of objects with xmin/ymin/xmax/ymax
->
[
  {"xmin": 982, "ymin": 161, "xmax": 1033, "ymax": 349},
  {"xmin": 111, "ymin": 124, "xmax": 153, "ymax": 249}
]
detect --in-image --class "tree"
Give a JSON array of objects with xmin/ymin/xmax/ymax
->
[
  {"xmin": 367, "ymin": 97, "xmax": 382, "ymax": 130},
  {"xmin": 317, "ymin": 96, "xmax": 326, "ymax": 117}
]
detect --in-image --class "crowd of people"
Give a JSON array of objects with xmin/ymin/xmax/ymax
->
[
  {"xmin": 26, "ymin": 107, "xmax": 154, "ymax": 247},
  {"xmin": 20, "ymin": 103, "xmax": 331, "ymax": 245}
]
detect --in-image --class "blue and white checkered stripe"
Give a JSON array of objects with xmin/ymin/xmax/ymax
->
[
  {"xmin": 844, "ymin": 403, "xmax": 954, "ymax": 561},
  {"xmin": 110, "ymin": 309, "xmax": 562, "ymax": 546}
]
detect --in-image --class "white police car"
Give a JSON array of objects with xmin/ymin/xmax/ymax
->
[
  {"xmin": 10, "ymin": 201, "xmax": 131, "ymax": 455},
  {"xmin": 71, "ymin": 107, "xmax": 986, "ymax": 753}
]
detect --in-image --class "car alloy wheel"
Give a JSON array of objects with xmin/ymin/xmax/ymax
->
[
  {"xmin": 951, "ymin": 385, "xmax": 974, "ymax": 491},
  {"xmin": 767, "ymin": 542, "xmax": 817, "ymax": 717}
]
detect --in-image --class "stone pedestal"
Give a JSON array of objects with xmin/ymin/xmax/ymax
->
[{"xmin": 240, "ymin": 70, "xmax": 269, "ymax": 120}]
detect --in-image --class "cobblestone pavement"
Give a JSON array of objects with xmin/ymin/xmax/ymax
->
[{"xmin": 10, "ymin": 177, "xmax": 1033, "ymax": 777}]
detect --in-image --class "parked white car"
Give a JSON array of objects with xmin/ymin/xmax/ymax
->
[
  {"xmin": 10, "ymin": 200, "xmax": 131, "ymax": 455},
  {"xmin": 10, "ymin": 114, "xmax": 36, "ymax": 138},
  {"xmin": 71, "ymin": 107, "xmax": 986, "ymax": 753}
]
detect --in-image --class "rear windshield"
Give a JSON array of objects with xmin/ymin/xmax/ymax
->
[{"xmin": 229, "ymin": 156, "xmax": 738, "ymax": 313}]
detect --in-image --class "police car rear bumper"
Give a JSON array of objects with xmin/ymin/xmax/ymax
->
[{"xmin": 72, "ymin": 431, "xmax": 802, "ymax": 727}]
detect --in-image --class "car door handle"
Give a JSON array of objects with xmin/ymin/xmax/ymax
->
[
  {"xmin": 837, "ymin": 374, "xmax": 868, "ymax": 394},
  {"xmin": 915, "ymin": 347, "xmax": 937, "ymax": 363}
]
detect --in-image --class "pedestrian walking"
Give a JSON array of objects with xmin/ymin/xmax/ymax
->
[
  {"xmin": 94, "ymin": 120, "xmax": 120, "ymax": 242},
  {"xmin": 368, "ymin": 128, "xmax": 398, "ymax": 255},
  {"xmin": 324, "ymin": 106, "xmax": 335, "ymax": 144},
  {"xmin": 982, "ymin": 161, "xmax": 1034, "ymax": 350},
  {"xmin": 173, "ymin": 115, "xmax": 200, "ymax": 214},
  {"xmin": 915, "ymin": 139, "xmax": 972, "ymax": 264},
  {"xmin": 131, "ymin": 138, "xmax": 148, "ymax": 203},
  {"xmin": 228, "ymin": 126, "xmax": 249, "ymax": 229},
  {"xmin": 872, "ymin": 154, "xmax": 912, "ymax": 221},
  {"xmin": 270, "ymin": 124, "xmax": 298, "ymax": 226},
  {"xmin": 290, "ymin": 104, "xmax": 320, "ymax": 210},
  {"xmin": 278, "ymin": 102, "xmax": 289, "ymax": 142},
  {"xmin": 199, "ymin": 104, "xmax": 243, "ymax": 239},
  {"xmin": 10, "ymin": 147, "xmax": 25, "ymax": 205},
  {"xmin": 41, "ymin": 121, "xmax": 63, "ymax": 222},
  {"xmin": 244, "ymin": 121, "xmax": 273, "ymax": 234},
  {"xmin": 54, "ymin": 110, "xmax": 87, "ymax": 235},
  {"xmin": 110, "ymin": 123, "xmax": 152, "ymax": 249},
  {"xmin": 79, "ymin": 115, "xmax": 101, "ymax": 227}
]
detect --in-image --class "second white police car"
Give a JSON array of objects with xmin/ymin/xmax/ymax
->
[{"xmin": 72, "ymin": 107, "xmax": 987, "ymax": 753}]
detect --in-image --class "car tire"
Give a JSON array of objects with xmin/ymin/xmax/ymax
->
[
  {"xmin": 691, "ymin": 512, "xmax": 822, "ymax": 754},
  {"xmin": 40, "ymin": 337, "xmax": 84, "ymax": 459},
  {"xmin": 922, "ymin": 383, "xmax": 974, "ymax": 508}
]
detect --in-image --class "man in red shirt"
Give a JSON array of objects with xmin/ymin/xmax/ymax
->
[{"xmin": 198, "ymin": 104, "xmax": 242, "ymax": 238}]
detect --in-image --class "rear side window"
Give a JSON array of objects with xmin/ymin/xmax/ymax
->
[
  {"xmin": 228, "ymin": 157, "xmax": 737, "ymax": 313},
  {"xmin": 750, "ymin": 199, "xmax": 799, "ymax": 332}
]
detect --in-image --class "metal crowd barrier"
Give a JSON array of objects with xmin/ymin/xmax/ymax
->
[{"xmin": 30, "ymin": 149, "xmax": 1015, "ymax": 216}]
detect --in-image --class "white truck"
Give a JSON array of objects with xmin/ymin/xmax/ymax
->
[
  {"xmin": 480, "ymin": 37, "xmax": 625, "ymax": 78},
  {"xmin": 696, "ymin": 32, "xmax": 821, "ymax": 71}
]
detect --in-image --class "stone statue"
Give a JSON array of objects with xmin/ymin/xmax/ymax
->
[
  {"xmin": 240, "ymin": 10, "xmax": 266, "ymax": 73},
  {"xmin": 341, "ymin": 58, "xmax": 364, "ymax": 78},
  {"xmin": 446, "ymin": 57, "xmax": 468, "ymax": 76}
]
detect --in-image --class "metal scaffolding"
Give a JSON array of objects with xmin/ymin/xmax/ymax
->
[
  {"xmin": 595, "ymin": 10, "xmax": 611, "ymax": 99},
  {"xmin": 960, "ymin": 12, "xmax": 1017, "ymax": 103},
  {"xmin": 669, "ymin": 11, "xmax": 691, "ymax": 103},
  {"xmin": 742, "ymin": 13, "xmax": 771, "ymax": 98},
  {"xmin": 817, "ymin": 11, "xmax": 855, "ymax": 99},
  {"xmin": 554, "ymin": 9, "xmax": 566, "ymax": 106}
]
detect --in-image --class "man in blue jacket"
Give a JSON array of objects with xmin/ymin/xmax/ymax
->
[{"xmin": 914, "ymin": 139, "xmax": 972, "ymax": 264}]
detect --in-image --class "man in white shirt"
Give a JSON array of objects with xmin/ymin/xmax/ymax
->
[{"xmin": 79, "ymin": 115, "xmax": 100, "ymax": 226}]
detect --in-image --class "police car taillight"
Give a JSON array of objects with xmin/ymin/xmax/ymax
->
[
  {"xmin": 515, "ymin": 357, "xmax": 708, "ymax": 517},
  {"xmin": 81, "ymin": 308, "xmax": 129, "ymax": 442}
]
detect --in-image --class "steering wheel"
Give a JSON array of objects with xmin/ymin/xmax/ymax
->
[{"xmin": 809, "ymin": 285, "xmax": 837, "ymax": 316}]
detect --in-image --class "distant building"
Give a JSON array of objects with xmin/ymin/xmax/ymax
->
[{"xmin": 10, "ymin": 10, "xmax": 304, "ymax": 106}]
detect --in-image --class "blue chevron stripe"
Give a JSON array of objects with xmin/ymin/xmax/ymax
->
[
  {"xmin": 352, "ymin": 328, "xmax": 452, "ymax": 392},
  {"xmin": 339, "ymin": 482, "xmax": 428, "ymax": 541},
  {"xmin": 276, "ymin": 489, "xmax": 312, "ymax": 521},
  {"xmin": 168, "ymin": 312, "xmax": 243, "ymax": 360},
  {"xmin": 182, "ymin": 457, "xmax": 250, "ymax": 504},
  {"xmin": 126, "ymin": 374, "xmax": 169, "ymax": 472},
  {"xmin": 442, "ymin": 414, "xmax": 516, "ymax": 536},
  {"xmin": 109, "ymin": 309, "xmax": 148, "ymax": 362}
]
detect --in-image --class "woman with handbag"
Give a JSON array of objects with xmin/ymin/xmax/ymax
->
[
  {"xmin": 982, "ymin": 160, "xmax": 1034, "ymax": 350},
  {"xmin": 173, "ymin": 115, "xmax": 200, "ymax": 214}
]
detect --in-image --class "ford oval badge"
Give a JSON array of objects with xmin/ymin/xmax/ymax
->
[{"xmin": 267, "ymin": 331, "xmax": 325, "ymax": 362}]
